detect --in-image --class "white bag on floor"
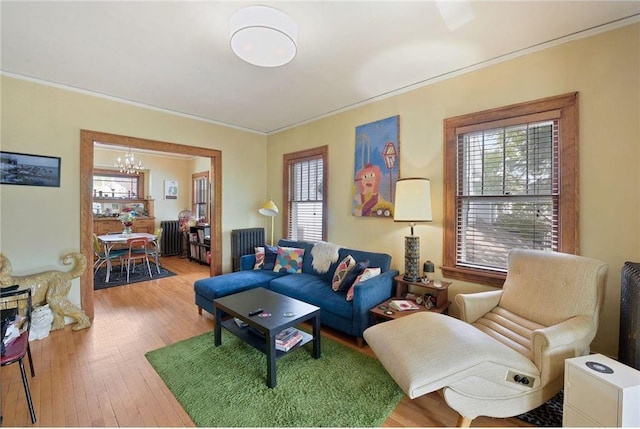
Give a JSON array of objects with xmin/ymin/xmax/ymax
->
[{"xmin": 29, "ymin": 304, "xmax": 54, "ymax": 340}]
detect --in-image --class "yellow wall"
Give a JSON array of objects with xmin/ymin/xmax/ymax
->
[
  {"xmin": 266, "ymin": 23, "xmax": 640, "ymax": 357},
  {"xmin": 0, "ymin": 76, "xmax": 268, "ymax": 307},
  {"xmin": 1, "ymin": 23, "xmax": 638, "ymax": 357}
]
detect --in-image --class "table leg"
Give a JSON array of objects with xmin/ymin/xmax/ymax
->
[
  {"xmin": 103, "ymin": 243, "xmax": 114, "ymax": 283},
  {"xmin": 152, "ymin": 240, "xmax": 161, "ymax": 274},
  {"xmin": 312, "ymin": 313, "xmax": 321, "ymax": 359},
  {"xmin": 266, "ymin": 334, "xmax": 277, "ymax": 388},
  {"xmin": 214, "ymin": 305, "xmax": 222, "ymax": 347}
]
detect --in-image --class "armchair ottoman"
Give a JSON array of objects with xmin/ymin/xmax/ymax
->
[{"xmin": 364, "ymin": 249, "xmax": 608, "ymax": 427}]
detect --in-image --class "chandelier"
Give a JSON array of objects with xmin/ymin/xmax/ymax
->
[{"xmin": 114, "ymin": 148, "xmax": 143, "ymax": 174}]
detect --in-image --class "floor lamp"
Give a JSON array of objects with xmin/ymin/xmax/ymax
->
[
  {"xmin": 393, "ymin": 178, "xmax": 433, "ymax": 282},
  {"xmin": 259, "ymin": 199, "xmax": 279, "ymax": 246}
]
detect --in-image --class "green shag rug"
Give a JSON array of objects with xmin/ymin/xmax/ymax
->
[{"xmin": 145, "ymin": 330, "xmax": 403, "ymax": 427}]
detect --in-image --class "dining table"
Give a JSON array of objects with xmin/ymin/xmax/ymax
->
[{"xmin": 97, "ymin": 232, "xmax": 157, "ymax": 283}]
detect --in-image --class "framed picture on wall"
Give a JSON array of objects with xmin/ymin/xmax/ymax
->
[
  {"xmin": 0, "ymin": 151, "xmax": 61, "ymax": 187},
  {"xmin": 164, "ymin": 180, "xmax": 178, "ymax": 199},
  {"xmin": 352, "ymin": 115, "xmax": 400, "ymax": 218}
]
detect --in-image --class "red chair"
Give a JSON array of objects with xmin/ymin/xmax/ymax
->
[
  {"xmin": 1, "ymin": 287, "xmax": 36, "ymax": 424},
  {"xmin": 121, "ymin": 237, "xmax": 153, "ymax": 282}
]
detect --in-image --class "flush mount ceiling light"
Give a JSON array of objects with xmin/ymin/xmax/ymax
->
[{"xmin": 230, "ymin": 5, "xmax": 298, "ymax": 67}]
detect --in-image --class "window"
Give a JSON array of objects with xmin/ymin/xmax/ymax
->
[
  {"xmin": 283, "ymin": 146, "xmax": 328, "ymax": 242},
  {"xmin": 93, "ymin": 169, "xmax": 144, "ymax": 199},
  {"xmin": 192, "ymin": 171, "xmax": 209, "ymax": 221},
  {"xmin": 443, "ymin": 93, "xmax": 578, "ymax": 286}
]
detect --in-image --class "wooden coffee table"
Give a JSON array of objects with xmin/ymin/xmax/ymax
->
[{"xmin": 213, "ymin": 287, "xmax": 321, "ymax": 388}]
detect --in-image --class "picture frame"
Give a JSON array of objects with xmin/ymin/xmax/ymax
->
[
  {"xmin": 352, "ymin": 115, "xmax": 400, "ymax": 218},
  {"xmin": 164, "ymin": 180, "xmax": 178, "ymax": 200},
  {"xmin": 0, "ymin": 151, "xmax": 61, "ymax": 187}
]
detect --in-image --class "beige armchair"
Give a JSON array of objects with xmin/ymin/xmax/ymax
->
[{"xmin": 364, "ymin": 249, "xmax": 608, "ymax": 427}]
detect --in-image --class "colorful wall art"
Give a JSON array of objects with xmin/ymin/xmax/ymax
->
[{"xmin": 352, "ymin": 115, "xmax": 399, "ymax": 217}]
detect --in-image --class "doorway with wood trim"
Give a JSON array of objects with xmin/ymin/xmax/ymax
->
[{"xmin": 80, "ymin": 130, "xmax": 222, "ymax": 320}]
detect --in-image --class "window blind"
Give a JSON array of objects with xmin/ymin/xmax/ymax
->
[
  {"xmin": 193, "ymin": 176, "xmax": 208, "ymax": 219},
  {"xmin": 456, "ymin": 119, "xmax": 559, "ymax": 271},
  {"xmin": 288, "ymin": 157, "xmax": 323, "ymax": 242}
]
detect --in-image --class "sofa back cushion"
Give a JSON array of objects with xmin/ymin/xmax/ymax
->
[
  {"xmin": 335, "ymin": 248, "xmax": 390, "ymax": 272},
  {"xmin": 278, "ymin": 239, "xmax": 392, "ymax": 282}
]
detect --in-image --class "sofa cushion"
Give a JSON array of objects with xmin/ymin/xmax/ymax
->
[
  {"xmin": 273, "ymin": 246, "xmax": 305, "ymax": 273},
  {"xmin": 278, "ymin": 240, "xmax": 318, "ymax": 275},
  {"xmin": 194, "ymin": 270, "xmax": 286, "ymax": 301},
  {"xmin": 337, "ymin": 260, "xmax": 369, "ymax": 292},
  {"xmin": 326, "ymin": 248, "xmax": 392, "ymax": 281},
  {"xmin": 254, "ymin": 245, "xmax": 279, "ymax": 270},
  {"xmin": 268, "ymin": 274, "xmax": 354, "ymax": 320},
  {"xmin": 346, "ymin": 267, "xmax": 381, "ymax": 301},
  {"xmin": 332, "ymin": 255, "xmax": 356, "ymax": 291},
  {"xmin": 253, "ymin": 247, "xmax": 265, "ymax": 269}
]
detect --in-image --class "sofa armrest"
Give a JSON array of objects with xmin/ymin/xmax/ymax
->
[
  {"xmin": 352, "ymin": 270, "xmax": 398, "ymax": 310},
  {"xmin": 532, "ymin": 315, "xmax": 595, "ymax": 382},
  {"xmin": 240, "ymin": 254, "xmax": 256, "ymax": 271},
  {"xmin": 455, "ymin": 290, "xmax": 503, "ymax": 323},
  {"xmin": 351, "ymin": 270, "xmax": 399, "ymax": 335}
]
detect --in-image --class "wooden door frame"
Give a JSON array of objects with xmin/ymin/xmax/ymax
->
[{"xmin": 80, "ymin": 130, "xmax": 222, "ymax": 319}]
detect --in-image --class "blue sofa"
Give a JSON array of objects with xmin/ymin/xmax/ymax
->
[{"xmin": 194, "ymin": 239, "xmax": 398, "ymax": 344}]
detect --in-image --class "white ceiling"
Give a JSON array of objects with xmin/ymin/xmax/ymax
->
[{"xmin": 2, "ymin": 1, "xmax": 639, "ymax": 135}]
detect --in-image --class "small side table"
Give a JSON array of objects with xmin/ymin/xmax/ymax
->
[
  {"xmin": 394, "ymin": 275, "xmax": 452, "ymax": 310},
  {"xmin": 370, "ymin": 297, "xmax": 450, "ymax": 323},
  {"xmin": 369, "ymin": 275, "xmax": 452, "ymax": 323}
]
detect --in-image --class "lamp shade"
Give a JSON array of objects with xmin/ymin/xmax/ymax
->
[
  {"xmin": 259, "ymin": 199, "xmax": 279, "ymax": 217},
  {"xmin": 393, "ymin": 178, "xmax": 433, "ymax": 222},
  {"xmin": 230, "ymin": 6, "xmax": 298, "ymax": 67}
]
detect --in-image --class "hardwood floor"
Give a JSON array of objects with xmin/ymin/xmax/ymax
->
[{"xmin": 1, "ymin": 256, "xmax": 533, "ymax": 427}]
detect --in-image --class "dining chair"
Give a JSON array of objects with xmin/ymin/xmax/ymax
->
[
  {"xmin": 130, "ymin": 228, "xmax": 163, "ymax": 274},
  {"xmin": 1, "ymin": 287, "xmax": 36, "ymax": 424},
  {"xmin": 149, "ymin": 227, "xmax": 163, "ymax": 273},
  {"xmin": 121, "ymin": 237, "xmax": 153, "ymax": 282},
  {"xmin": 92, "ymin": 233, "xmax": 126, "ymax": 275}
]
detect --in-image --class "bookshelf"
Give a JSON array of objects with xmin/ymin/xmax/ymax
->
[{"xmin": 188, "ymin": 225, "xmax": 211, "ymax": 265}]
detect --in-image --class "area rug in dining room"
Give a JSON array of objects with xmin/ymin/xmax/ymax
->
[
  {"xmin": 94, "ymin": 266, "xmax": 176, "ymax": 290},
  {"xmin": 145, "ymin": 330, "xmax": 403, "ymax": 427}
]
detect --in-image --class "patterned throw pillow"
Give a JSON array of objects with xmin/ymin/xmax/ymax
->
[
  {"xmin": 273, "ymin": 247, "xmax": 305, "ymax": 273},
  {"xmin": 346, "ymin": 267, "xmax": 381, "ymax": 301},
  {"xmin": 253, "ymin": 245, "xmax": 280, "ymax": 270},
  {"xmin": 263, "ymin": 245, "xmax": 279, "ymax": 270},
  {"xmin": 253, "ymin": 247, "xmax": 265, "ymax": 270},
  {"xmin": 337, "ymin": 260, "xmax": 369, "ymax": 292},
  {"xmin": 331, "ymin": 255, "xmax": 356, "ymax": 291}
]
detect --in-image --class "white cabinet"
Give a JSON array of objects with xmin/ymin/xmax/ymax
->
[{"xmin": 564, "ymin": 354, "xmax": 640, "ymax": 427}]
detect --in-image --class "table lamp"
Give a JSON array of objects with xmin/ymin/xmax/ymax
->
[
  {"xmin": 393, "ymin": 178, "xmax": 433, "ymax": 282},
  {"xmin": 259, "ymin": 199, "xmax": 279, "ymax": 246}
]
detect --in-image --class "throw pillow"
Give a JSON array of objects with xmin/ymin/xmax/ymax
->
[
  {"xmin": 337, "ymin": 260, "xmax": 369, "ymax": 293},
  {"xmin": 253, "ymin": 247, "xmax": 265, "ymax": 270},
  {"xmin": 346, "ymin": 267, "xmax": 382, "ymax": 301},
  {"xmin": 273, "ymin": 247, "xmax": 305, "ymax": 273},
  {"xmin": 263, "ymin": 245, "xmax": 279, "ymax": 270},
  {"xmin": 331, "ymin": 255, "xmax": 356, "ymax": 291}
]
